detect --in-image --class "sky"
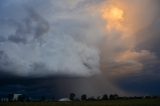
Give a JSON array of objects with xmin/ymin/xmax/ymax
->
[{"xmin": 0, "ymin": 0, "xmax": 160, "ymax": 98}]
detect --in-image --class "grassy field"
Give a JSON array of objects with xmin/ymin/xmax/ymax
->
[{"xmin": 1, "ymin": 99, "xmax": 160, "ymax": 106}]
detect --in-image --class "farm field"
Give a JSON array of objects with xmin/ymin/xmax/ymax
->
[{"xmin": 1, "ymin": 99, "xmax": 160, "ymax": 106}]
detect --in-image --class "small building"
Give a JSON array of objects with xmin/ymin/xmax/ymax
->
[
  {"xmin": 59, "ymin": 98, "xmax": 71, "ymax": 102},
  {"xmin": 12, "ymin": 94, "xmax": 22, "ymax": 101}
]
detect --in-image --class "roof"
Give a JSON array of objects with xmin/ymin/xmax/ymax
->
[{"xmin": 58, "ymin": 98, "xmax": 71, "ymax": 101}]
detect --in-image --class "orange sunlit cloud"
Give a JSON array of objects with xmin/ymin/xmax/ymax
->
[
  {"xmin": 101, "ymin": 6, "xmax": 125, "ymax": 32},
  {"xmin": 98, "ymin": 0, "xmax": 158, "ymax": 77}
]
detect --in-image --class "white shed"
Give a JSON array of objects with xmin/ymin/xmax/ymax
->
[
  {"xmin": 59, "ymin": 98, "xmax": 71, "ymax": 102},
  {"xmin": 12, "ymin": 94, "xmax": 22, "ymax": 101}
]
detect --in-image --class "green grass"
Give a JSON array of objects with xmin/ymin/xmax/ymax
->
[{"xmin": 1, "ymin": 99, "xmax": 160, "ymax": 106}]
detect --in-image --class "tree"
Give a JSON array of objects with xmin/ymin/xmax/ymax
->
[
  {"xmin": 102, "ymin": 94, "xmax": 108, "ymax": 100},
  {"xmin": 87, "ymin": 96, "xmax": 96, "ymax": 101},
  {"xmin": 114, "ymin": 94, "xmax": 119, "ymax": 99},
  {"xmin": 109, "ymin": 94, "xmax": 119, "ymax": 100},
  {"xmin": 40, "ymin": 96, "xmax": 46, "ymax": 101},
  {"xmin": 52, "ymin": 96, "xmax": 55, "ymax": 101},
  {"xmin": 97, "ymin": 96, "xmax": 101, "ymax": 100},
  {"xmin": 18, "ymin": 95, "xmax": 26, "ymax": 102},
  {"xmin": 81, "ymin": 94, "xmax": 87, "ymax": 101},
  {"xmin": 69, "ymin": 93, "xmax": 76, "ymax": 101},
  {"xmin": 8, "ymin": 94, "xmax": 13, "ymax": 102}
]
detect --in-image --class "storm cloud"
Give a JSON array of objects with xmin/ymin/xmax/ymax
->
[
  {"xmin": 0, "ymin": 0, "xmax": 160, "ymax": 97},
  {"xmin": 0, "ymin": 0, "xmax": 102, "ymax": 77}
]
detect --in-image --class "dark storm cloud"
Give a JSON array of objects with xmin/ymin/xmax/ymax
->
[
  {"xmin": 0, "ymin": 76, "xmax": 124, "ymax": 98},
  {"xmin": 0, "ymin": 0, "xmax": 104, "ymax": 98}
]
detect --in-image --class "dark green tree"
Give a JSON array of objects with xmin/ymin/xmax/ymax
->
[
  {"xmin": 81, "ymin": 94, "xmax": 87, "ymax": 101},
  {"xmin": 18, "ymin": 95, "xmax": 26, "ymax": 102},
  {"xmin": 8, "ymin": 94, "xmax": 13, "ymax": 102},
  {"xmin": 102, "ymin": 94, "xmax": 108, "ymax": 100},
  {"xmin": 69, "ymin": 93, "xmax": 76, "ymax": 101},
  {"xmin": 109, "ymin": 94, "xmax": 119, "ymax": 100},
  {"xmin": 40, "ymin": 96, "xmax": 46, "ymax": 101}
]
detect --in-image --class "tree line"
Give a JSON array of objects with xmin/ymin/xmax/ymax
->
[
  {"xmin": 0, "ymin": 93, "xmax": 160, "ymax": 102},
  {"xmin": 69, "ymin": 93, "xmax": 160, "ymax": 101}
]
